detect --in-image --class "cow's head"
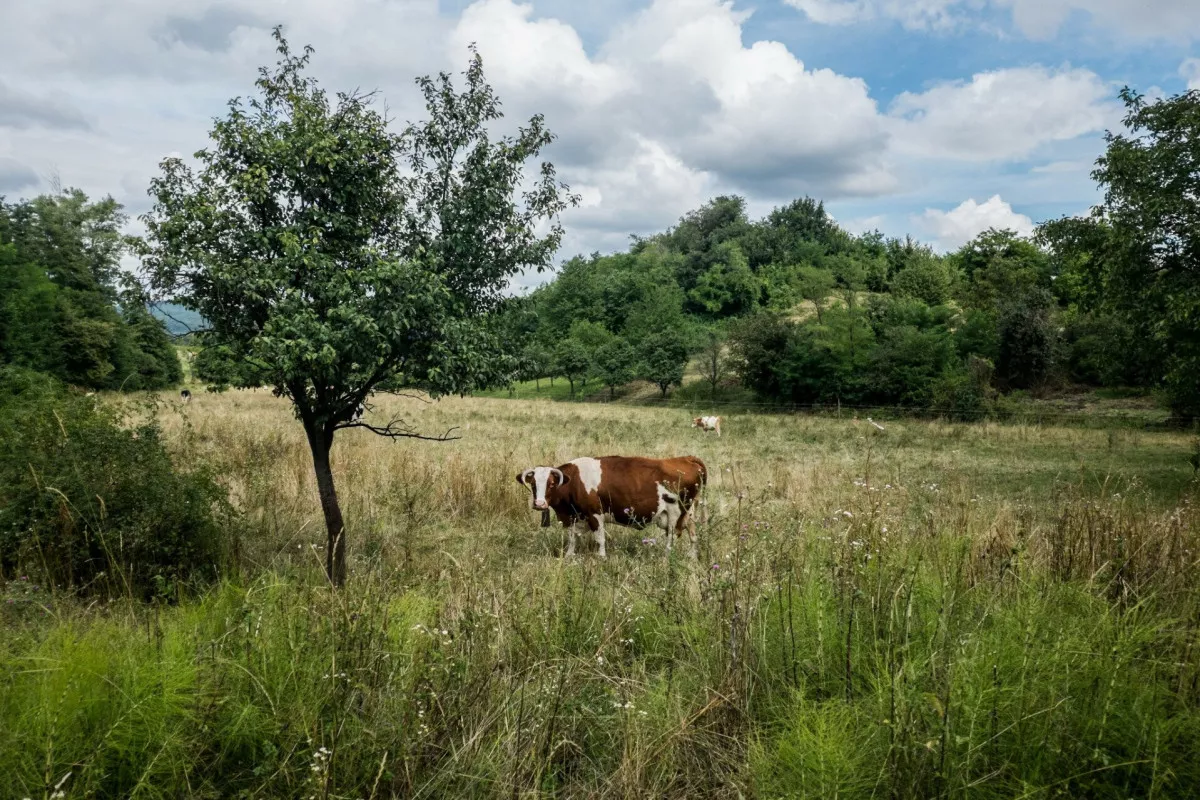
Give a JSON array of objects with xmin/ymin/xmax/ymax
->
[
  {"xmin": 692, "ymin": 417, "xmax": 703, "ymax": 427},
  {"xmin": 516, "ymin": 466, "xmax": 571, "ymax": 512}
]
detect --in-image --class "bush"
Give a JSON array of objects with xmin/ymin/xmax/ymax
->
[
  {"xmin": 0, "ymin": 367, "xmax": 233, "ymax": 598},
  {"xmin": 997, "ymin": 292, "xmax": 1061, "ymax": 391},
  {"xmin": 926, "ymin": 357, "xmax": 997, "ymax": 421}
]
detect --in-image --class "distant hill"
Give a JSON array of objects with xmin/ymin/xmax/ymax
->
[{"xmin": 150, "ymin": 303, "xmax": 207, "ymax": 336}]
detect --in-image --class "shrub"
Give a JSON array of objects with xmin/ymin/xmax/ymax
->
[
  {"xmin": 0, "ymin": 367, "xmax": 233, "ymax": 598},
  {"xmin": 996, "ymin": 291, "xmax": 1061, "ymax": 391}
]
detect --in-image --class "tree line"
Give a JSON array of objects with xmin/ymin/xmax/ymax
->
[
  {"xmin": 485, "ymin": 86, "xmax": 1200, "ymax": 420},
  {"xmin": 0, "ymin": 190, "xmax": 181, "ymax": 391}
]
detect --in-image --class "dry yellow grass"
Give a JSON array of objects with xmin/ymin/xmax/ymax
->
[{"xmin": 147, "ymin": 387, "xmax": 1196, "ymax": 578}]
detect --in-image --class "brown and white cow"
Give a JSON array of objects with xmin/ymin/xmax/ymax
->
[
  {"xmin": 692, "ymin": 415, "xmax": 721, "ymax": 437},
  {"xmin": 516, "ymin": 455, "xmax": 706, "ymax": 558}
]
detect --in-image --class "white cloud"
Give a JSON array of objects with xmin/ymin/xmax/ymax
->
[
  {"xmin": 1182, "ymin": 58, "xmax": 1200, "ymax": 90},
  {"xmin": 996, "ymin": 0, "xmax": 1200, "ymax": 42},
  {"xmin": 1030, "ymin": 159, "xmax": 1089, "ymax": 174},
  {"xmin": 789, "ymin": 0, "xmax": 1200, "ymax": 41},
  {"xmin": 452, "ymin": 0, "xmax": 898, "ymax": 243},
  {"xmin": 889, "ymin": 66, "xmax": 1117, "ymax": 161},
  {"xmin": 786, "ymin": 0, "xmax": 962, "ymax": 29},
  {"xmin": 919, "ymin": 194, "xmax": 1034, "ymax": 250},
  {"xmin": 786, "ymin": 0, "xmax": 873, "ymax": 25}
]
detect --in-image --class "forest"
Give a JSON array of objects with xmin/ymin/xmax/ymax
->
[
  {"xmin": 0, "ymin": 190, "xmax": 181, "ymax": 392},
  {"xmin": 493, "ymin": 84, "xmax": 1199, "ymax": 421}
]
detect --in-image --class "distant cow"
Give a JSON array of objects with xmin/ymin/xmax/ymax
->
[
  {"xmin": 180, "ymin": 389, "xmax": 191, "ymax": 404},
  {"xmin": 692, "ymin": 415, "xmax": 721, "ymax": 437},
  {"xmin": 516, "ymin": 455, "xmax": 706, "ymax": 558}
]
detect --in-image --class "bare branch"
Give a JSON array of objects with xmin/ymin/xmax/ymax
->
[{"xmin": 338, "ymin": 417, "xmax": 461, "ymax": 442}]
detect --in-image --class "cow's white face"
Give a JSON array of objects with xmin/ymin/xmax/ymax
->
[{"xmin": 516, "ymin": 466, "xmax": 568, "ymax": 511}]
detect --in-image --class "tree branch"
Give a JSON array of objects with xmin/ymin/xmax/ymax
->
[{"xmin": 338, "ymin": 417, "xmax": 460, "ymax": 441}]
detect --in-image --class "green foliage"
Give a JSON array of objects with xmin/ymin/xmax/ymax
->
[
  {"xmin": 889, "ymin": 251, "xmax": 954, "ymax": 305},
  {"xmin": 953, "ymin": 308, "xmax": 1000, "ymax": 362},
  {"xmin": 996, "ymin": 291, "xmax": 1061, "ymax": 391},
  {"xmin": 1067, "ymin": 87, "xmax": 1200, "ymax": 417},
  {"xmin": 728, "ymin": 312, "xmax": 793, "ymax": 399},
  {"xmin": 0, "ymin": 368, "xmax": 231, "ymax": 598},
  {"xmin": 193, "ymin": 338, "xmax": 270, "ymax": 390},
  {"xmin": 592, "ymin": 337, "xmax": 635, "ymax": 399},
  {"xmin": 141, "ymin": 29, "xmax": 576, "ymax": 584},
  {"xmin": 635, "ymin": 329, "xmax": 690, "ymax": 397},
  {"xmin": 954, "ymin": 228, "xmax": 1052, "ymax": 310},
  {"xmin": 552, "ymin": 337, "xmax": 591, "ymax": 398},
  {"xmin": 688, "ymin": 241, "xmax": 760, "ymax": 317},
  {"xmin": 0, "ymin": 192, "xmax": 181, "ymax": 391}
]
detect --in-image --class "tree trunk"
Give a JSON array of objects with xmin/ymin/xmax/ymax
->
[
  {"xmin": 306, "ymin": 425, "xmax": 346, "ymax": 588},
  {"xmin": 568, "ymin": 378, "xmax": 574, "ymax": 398}
]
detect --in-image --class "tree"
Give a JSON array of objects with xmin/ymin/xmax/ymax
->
[
  {"xmin": 142, "ymin": 30, "xmax": 576, "ymax": 586},
  {"xmin": 953, "ymin": 228, "xmax": 1051, "ymax": 310},
  {"xmin": 553, "ymin": 337, "xmax": 591, "ymax": 399},
  {"xmin": 1072, "ymin": 87, "xmax": 1200, "ymax": 417},
  {"xmin": 688, "ymin": 241, "xmax": 760, "ymax": 317},
  {"xmin": 996, "ymin": 291, "xmax": 1060, "ymax": 391},
  {"xmin": 636, "ymin": 329, "xmax": 689, "ymax": 397},
  {"xmin": 890, "ymin": 253, "xmax": 953, "ymax": 306},
  {"xmin": 520, "ymin": 342, "xmax": 552, "ymax": 391},
  {"xmin": 795, "ymin": 266, "xmax": 835, "ymax": 322},
  {"xmin": 593, "ymin": 337, "xmax": 635, "ymax": 399},
  {"xmin": 699, "ymin": 328, "xmax": 727, "ymax": 397}
]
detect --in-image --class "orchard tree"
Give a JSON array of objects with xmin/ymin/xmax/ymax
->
[
  {"xmin": 637, "ymin": 329, "xmax": 689, "ymax": 397},
  {"xmin": 553, "ymin": 337, "xmax": 591, "ymax": 399},
  {"xmin": 594, "ymin": 337, "xmax": 634, "ymax": 399},
  {"xmin": 142, "ymin": 29, "xmax": 577, "ymax": 586},
  {"xmin": 699, "ymin": 328, "xmax": 726, "ymax": 397}
]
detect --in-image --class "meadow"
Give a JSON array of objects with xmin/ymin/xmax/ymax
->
[{"xmin": 3, "ymin": 388, "xmax": 1200, "ymax": 798}]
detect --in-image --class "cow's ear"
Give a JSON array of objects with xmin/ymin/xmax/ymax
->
[{"xmin": 557, "ymin": 472, "xmax": 571, "ymax": 486}]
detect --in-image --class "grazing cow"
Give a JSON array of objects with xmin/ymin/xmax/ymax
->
[
  {"xmin": 516, "ymin": 455, "xmax": 706, "ymax": 558},
  {"xmin": 692, "ymin": 415, "xmax": 721, "ymax": 437},
  {"xmin": 180, "ymin": 389, "xmax": 192, "ymax": 404}
]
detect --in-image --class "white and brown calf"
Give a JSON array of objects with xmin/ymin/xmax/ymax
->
[
  {"xmin": 516, "ymin": 455, "xmax": 706, "ymax": 558},
  {"xmin": 692, "ymin": 415, "xmax": 721, "ymax": 437}
]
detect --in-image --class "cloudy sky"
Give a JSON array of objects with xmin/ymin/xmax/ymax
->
[{"xmin": 2, "ymin": 0, "xmax": 1198, "ymax": 290}]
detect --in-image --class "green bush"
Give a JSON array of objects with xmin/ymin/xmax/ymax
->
[{"xmin": 0, "ymin": 367, "xmax": 233, "ymax": 598}]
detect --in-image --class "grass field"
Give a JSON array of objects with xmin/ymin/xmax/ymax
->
[{"xmin": 3, "ymin": 389, "xmax": 1200, "ymax": 798}]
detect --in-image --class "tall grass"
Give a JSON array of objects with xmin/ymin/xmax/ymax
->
[{"xmin": 2, "ymin": 390, "xmax": 1198, "ymax": 798}]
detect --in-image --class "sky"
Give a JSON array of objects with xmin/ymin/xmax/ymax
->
[{"xmin": 2, "ymin": 0, "xmax": 1199, "ymax": 292}]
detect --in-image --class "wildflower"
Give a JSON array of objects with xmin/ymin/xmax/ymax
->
[
  {"xmin": 641, "ymin": 537, "xmax": 656, "ymax": 545},
  {"xmin": 711, "ymin": 563, "xmax": 720, "ymax": 571},
  {"xmin": 596, "ymin": 655, "xmax": 605, "ymax": 664}
]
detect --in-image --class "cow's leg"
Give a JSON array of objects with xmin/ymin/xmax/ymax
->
[
  {"xmin": 680, "ymin": 510, "xmax": 698, "ymax": 559},
  {"xmin": 565, "ymin": 519, "xmax": 578, "ymax": 557},
  {"xmin": 588, "ymin": 514, "xmax": 607, "ymax": 559}
]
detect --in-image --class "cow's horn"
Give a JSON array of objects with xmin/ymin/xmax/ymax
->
[{"xmin": 550, "ymin": 468, "xmax": 566, "ymax": 485}]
